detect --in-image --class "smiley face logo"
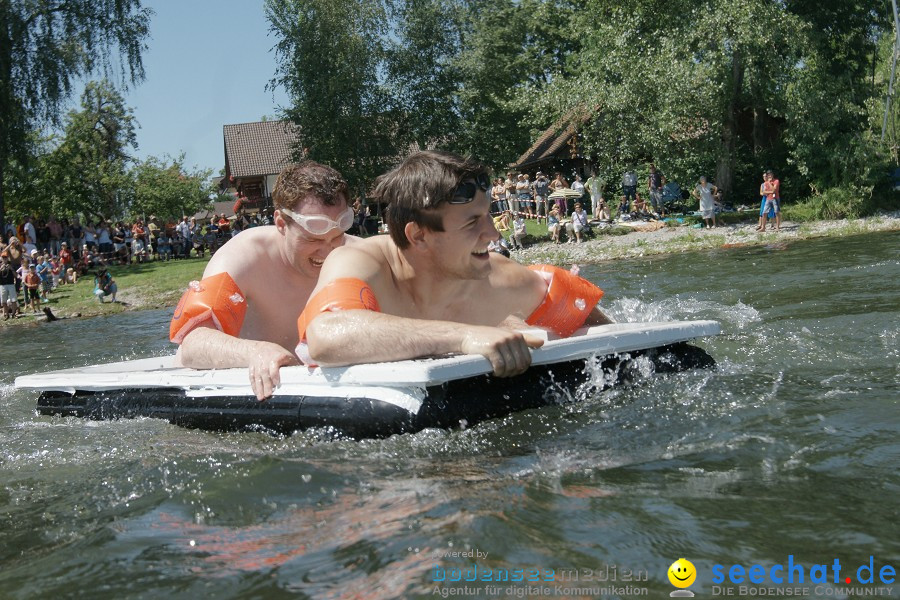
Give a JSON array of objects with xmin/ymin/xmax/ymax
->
[{"xmin": 668, "ymin": 558, "xmax": 697, "ymax": 588}]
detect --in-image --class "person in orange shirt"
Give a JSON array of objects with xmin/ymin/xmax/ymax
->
[{"xmin": 23, "ymin": 264, "xmax": 41, "ymax": 312}]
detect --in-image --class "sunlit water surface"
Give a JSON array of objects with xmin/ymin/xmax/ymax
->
[{"xmin": 1, "ymin": 231, "xmax": 897, "ymax": 599}]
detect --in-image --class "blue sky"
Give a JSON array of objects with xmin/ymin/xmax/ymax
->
[{"xmin": 73, "ymin": 0, "xmax": 289, "ymax": 175}]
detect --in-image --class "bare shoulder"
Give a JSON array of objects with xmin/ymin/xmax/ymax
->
[
  {"xmin": 203, "ymin": 227, "xmax": 279, "ymax": 282},
  {"xmin": 318, "ymin": 236, "xmax": 390, "ymax": 283},
  {"xmin": 487, "ymin": 255, "xmax": 547, "ymax": 305}
]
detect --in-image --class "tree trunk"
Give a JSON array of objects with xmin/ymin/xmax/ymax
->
[
  {"xmin": 752, "ymin": 105, "xmax": 764, "ymax": 156},
  {"xmin": 0, "ymin": 158, "xmax": 5, "ymax": 234},
  {"xmin": 717, "ymin": 51, "xmax": 745, "ymax": 199}
]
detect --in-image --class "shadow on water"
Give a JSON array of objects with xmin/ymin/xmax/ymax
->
[{"xmin": 0, "ymin": 231, "xmax": 898, "ymax": 598}]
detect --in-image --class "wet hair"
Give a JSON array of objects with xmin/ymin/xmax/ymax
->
[
  {"xmin": 272, "ymin": 161, "xmax": 349, "ymax": 211},
  {"xmin": 377, "ymin": 150, "xmax": 489, "ymax": 249}
]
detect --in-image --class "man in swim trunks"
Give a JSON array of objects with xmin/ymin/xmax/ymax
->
[
  {"xmin": 172, "ymin": 161, "xmax": 355, "ymax": 400},
  {"xmin": 298, "ymin": 150, "xmax": 613, "ymax": 377}
]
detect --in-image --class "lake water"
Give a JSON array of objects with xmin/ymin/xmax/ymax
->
[{"xmin": 1, "ymin": 231, "xmax": 897, "ymax": 599}]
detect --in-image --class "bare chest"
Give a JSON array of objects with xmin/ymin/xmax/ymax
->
[{"xmin": 238, "ymin": 269, "xmax": 316, "ymax": 350}]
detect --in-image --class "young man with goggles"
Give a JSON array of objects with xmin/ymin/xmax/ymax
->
[
  {"xmin": 297, "ymin": 150, "xmax": 612, "ymax": 377},
  {"xmin": 171, "ymin": 161, "xmax": 357, "ymax": 400}
]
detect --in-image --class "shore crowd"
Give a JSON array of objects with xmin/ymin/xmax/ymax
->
[
  {"xmin": 0, "ymin": 212, "xmax": 277, "ymax": 319},
  {"xmin": 485, "ymin": 166, "xmax": 783, "ymax": 250}
]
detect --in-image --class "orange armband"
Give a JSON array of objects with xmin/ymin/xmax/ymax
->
[
  {"xmin": 296, "ymin": 278, "xmax": 381, "ymax": 342},
  {"xmin": 169, "ymin": 272, "xmax": 247, "ymax": 343},
  {"xmin": 525, "ymin": 265, "xmax": 604, "ymax": 338}
]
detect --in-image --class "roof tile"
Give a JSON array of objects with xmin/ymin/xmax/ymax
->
[{"xmin": 224, "ymin": 120, "xmax": 301, "ymax": 178}]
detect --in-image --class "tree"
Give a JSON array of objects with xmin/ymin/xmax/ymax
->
[
  {"xmin": 132, "ymin": 155, "xmax": 213, "ymax": 219},
  {"xmin": 453, "ymin": 0, "xmax": 584, "ymax": 169},
  {"xmin": 267, "ymin": 0, "xmax": 398, "ymax": 195},
  {"xmin": 0, "ymin": 0, "xmax": 151, "ymax": 229},
  {"xmin": 522, "ymin": 0, "xmax": 888, "ymax": 202},
  {"xmin": 384, "ymin": 0, "xmax": 464, "ymax": 152},
  {"xmin": 46, "ymin": 80, "xmax": 138, "ymax": 221}
]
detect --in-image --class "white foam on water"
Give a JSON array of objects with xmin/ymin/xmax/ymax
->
[{"xmin": 607, "ymin": 295, "xmax": 760, "ymax": 330}]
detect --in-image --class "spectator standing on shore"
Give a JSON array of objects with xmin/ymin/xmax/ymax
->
[
  {"xmin": 585, "ymin": 170, "xmax": 604, "ymax": 218},
  {"xmin": 648, "ymin": 164, "xmax": 664, "ymax": 216},
  {"xmin": 505, "ymin": 172, "xmax": 518, "ymax": 214},
  {"xmin": 550, "ymin": 172, "xmax": 569, "ymax": 215},
  {"xmin": 176, "ymin": 216, "xmax": 192, "ymax": 258},
  {"xmin": 622, "ymin": 169, "xmax": 638, "ymax": 206},
  {"xmin": 111, "ymin": 223, "xmax": 126, "ymax": 264},
  {"xmin": 693, "ymin": 176, "xmax": 718, "ymax": 228},
  {"xmin": 23, "ymin": 216, "xmax": 37, "ymax": 248},
  {"xmin": 165, "ymin": 218, "xmax": 177, "ymax": 240},
  {"xmin": 47, "ymin": 217, "xmax": 63, "ymax": 256},
  {"xmin": 491, "ymin": 178, "xmax": 506, "ymax": 213},
  {"xmin": 516, "ymin": 174, "xmax": 533, "ymax": 218},
  {"xmin": 49, "ymin": 255, "xmax": 62, "ymax": 289},
  {"xmin": 36, "ymin": 253, "xmax": 53, "ymax": 301},
  {"xmin": 68, "ymin": 218, "xmax": 83, "ymax": 261},
  {"xmin": 24, "ymin": 264, "xmax": 41, "ymax": 312},
  {"xmin": 147, "ymin": 216, "xmax": 161, "ymax": 259},
  {"xmin": 756, "ymin": 170, "xmax": 775, "ymax": 230},
  {"xmin": 97, "ymin": 222, "xmax": 113, "ymax": 260},
  {"xmin": 533, "ymin": 171, "xmax": 550, "ymax": 222},
  {"xmin": 760, "ymin": 170, "xmax": 782, "ymax": 231},
  {"xmin": 36, "ymin": 219, "xmax": 51, "ymax": 253},
  {"xmin": 4, "ymin": 236, "xmax": 24, "ymax": 270},
  {"xmin": 83, "ymin": 221, "xmax": 97, "ymax": 251},
  {"xmin": 58, "ymin": 242, "xmax": 73, "ymax": 277},
  {"xmin": 0, "ymin": 255, "xmax": 19, "ymax": 319},
  {"xmin": 572, "ymin": 174, "xmax": 586, "ymax": 214}
]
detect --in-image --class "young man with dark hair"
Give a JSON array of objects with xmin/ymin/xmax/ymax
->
[
  {"xmin": 298, "ymin": 150, "xmax": 613, "ymax": 377},
  {"xmin": 172, "ymin": 161, "xmax": 357, "ymax": 400}
]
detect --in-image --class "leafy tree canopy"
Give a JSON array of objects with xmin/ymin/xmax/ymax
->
[{"xmin": 0, "ymin": 0, "xmax": 151, "ymax": 227}]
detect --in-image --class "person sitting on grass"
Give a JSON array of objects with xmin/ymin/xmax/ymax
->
[
  {"xmin": 633, "ymin": 193, "xmax": 651, "ymax": 218},
  {"xmin": 509, "ymin": 212, "xmax": 527, "ymax": 250},
  {"xmin": 93, "ymin": 268, "xmax": 117, "ymax": 303},
  {"xmin": 487, "ymin": 236, "xmax": 510, "ymax": 258},
  {"xmin": 566, "ymin": 202, "xmax": 590, "ymax": 243},
  {"xmin": 203, "ymin": 226, "xmax": 218, "ymax": 255},
  {"xmin": 157, "ymin": 232, "xmax": 172, "ymax": 261},
  {"xmin": 492, "ymin": 210, "xmax": 512, "ymax": 234},
  {"xmin": 192, "ymin": 232, "xmax": 206, "ymax": 258},
  {"xmin": 64, "ymin": 267, "xmax": 78, "ymax": 285},
  {"xmin": 548, "ymin": 206, "xmax": 562, "ymax": 244},
  {"xmin": 617, "ymin": 195, "xmax": 630, "ymax": 220}
]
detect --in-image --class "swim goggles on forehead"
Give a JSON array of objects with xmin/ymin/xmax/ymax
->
[
  {"xmin": 450, "ymin": 172, "xmax": 491, "ymax": 204},
  {"xmin": 278, "ymin": 206, "xmax": 354, "ymax": 235}
]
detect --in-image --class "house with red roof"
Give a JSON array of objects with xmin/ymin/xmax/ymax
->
[{"xmin": 223, "ymin": 120, "xmax": 301, "ymax": 214}]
